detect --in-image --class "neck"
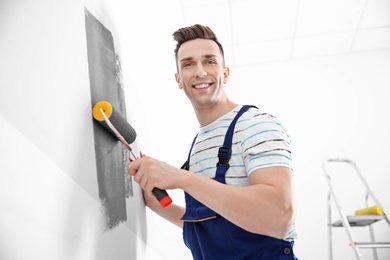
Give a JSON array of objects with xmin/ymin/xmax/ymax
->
[{"xmin": 194, "ymin": 99, "xmax": 238, "ymax": 127}]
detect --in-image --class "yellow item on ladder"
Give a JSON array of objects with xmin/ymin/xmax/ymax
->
[{"xmin": 355, "ymin": 205, "xmax": 384, "ymax": 216}]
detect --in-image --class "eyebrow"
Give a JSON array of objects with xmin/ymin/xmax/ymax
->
[{"xmin": 180, "ymin": 54, "xmax": 218, "ymax": 63}]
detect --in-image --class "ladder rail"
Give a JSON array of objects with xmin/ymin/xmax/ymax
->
[
  {"xmin": 327, "ymin": 192, "xmax": 333, "ymax": 260},
  {"xmin": 323, "ymin": 159, "xmax": 363, "ymax": 260},
  {"xmin": 365, "ymin": 192, "xmax": 378, "ymax": 260}
]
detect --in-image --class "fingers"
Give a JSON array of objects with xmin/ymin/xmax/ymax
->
[
  {"xmin": 127, "ymin": 158, "xmax": 140, "ymax": 176},
  {"xmin": 128, "ymin": 156, "xmax": 154, "ymax": 196}
]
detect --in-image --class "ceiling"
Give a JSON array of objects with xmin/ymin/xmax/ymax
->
[{"xmin": 178, "ymin": 0, "xmax": 390, "ymax": 67}]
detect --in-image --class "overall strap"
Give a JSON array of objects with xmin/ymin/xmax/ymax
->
[
  {"xmin": 181, "ymin": 134, "xmax": 197, "ymax": 170},
  {"xmin": 180, "ymin": 105, "xmax": 257, "ymax": 222},
  {"xmin": 215, "ymin": 105, "xmax": 257, "ymax": 182}
]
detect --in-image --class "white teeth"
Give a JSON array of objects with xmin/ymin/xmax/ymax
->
[{"xmin": 194, "ymin": 83, "xmax": 209, "ymax": 89}]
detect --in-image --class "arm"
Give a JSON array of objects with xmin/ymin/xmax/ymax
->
[
  {"xmin": 180, "ymin": 166, "xmax": 296, "ymax": 239},
  {"xmin": 128, "ymin": 156, "xmax": 296, "ymax": 238}
]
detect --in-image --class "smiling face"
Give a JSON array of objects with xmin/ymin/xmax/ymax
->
[{"xmin": 175, "ymin": 38, "xmax": 230, "ymax": 111}]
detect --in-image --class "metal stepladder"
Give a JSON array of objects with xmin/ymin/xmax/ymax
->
[{"xmin": 322, "ymin": 158, "xmax": 390, "ymax": 260}]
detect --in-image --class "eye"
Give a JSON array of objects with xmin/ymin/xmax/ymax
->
[
  {"xmin": 206, "ymin": 59, "xmax": 216, "ymax": 65},
  {"xmin": 183, "ymin": 62, "xmax": 192, "ymax": 68}
]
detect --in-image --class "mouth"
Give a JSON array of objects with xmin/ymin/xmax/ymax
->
[{"xmin": 193, "ymin": 82, "xmax": 212, "ymax": 89}]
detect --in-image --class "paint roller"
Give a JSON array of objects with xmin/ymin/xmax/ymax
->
[{"xmin": 92, "ymin": 101, "xmax": 172, "ymax": 208}]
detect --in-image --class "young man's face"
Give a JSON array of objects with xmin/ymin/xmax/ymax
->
[{"xmin": 175, "ymin": 38, "xmax": 229, "ymax": 110}]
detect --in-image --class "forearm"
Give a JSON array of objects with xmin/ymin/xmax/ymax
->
[
  {"xmin": 180, "ymin": 170, "xmax": 296, "ymax": 238},
  {"xmin": 144, "ymin": 191, "xmax": 185, "ymax": 228}
]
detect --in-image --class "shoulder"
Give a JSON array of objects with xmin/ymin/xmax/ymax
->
[
  {"xmin": 236, "ymin": 106, "xmax": 289, "ymax": 136},
  {"xmin": 235, "ymin": 106, "xmax": 293, "ymax": 174}
]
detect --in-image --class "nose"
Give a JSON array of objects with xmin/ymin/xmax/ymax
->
[{"xmin": 194, "ymin": 64, "xmax": 207, "ymax": 78}]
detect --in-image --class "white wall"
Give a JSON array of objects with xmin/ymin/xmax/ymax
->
[
  {"xmin": 0, "ymin": 0, "xmax": 165, "ymax": 259},
  {"xmin": 1, "ymin": 0, "xmax": 389, "ymax": 260}
]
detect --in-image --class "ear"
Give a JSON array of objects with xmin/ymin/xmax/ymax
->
[
  {"xmin": 223, "ymin": 66, "xmax": 230, "ymax": 84},
  {"xmin": 175, "ymin": 73, "xmax": 182, "ymax": 89}
]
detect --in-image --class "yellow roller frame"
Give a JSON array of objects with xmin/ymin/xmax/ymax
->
[{"xmin": 93, "ymin": 101, "xmax": 112, "ymax": 121}]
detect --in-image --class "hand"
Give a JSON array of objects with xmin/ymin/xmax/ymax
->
[{"xmin": 128, "ymin": 155, "xmax": 184, "ymax": 197}]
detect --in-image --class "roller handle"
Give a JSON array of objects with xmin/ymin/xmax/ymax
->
[{"xmin": 153, "ymin": 188, "xmax": 172, "ymax": 208}]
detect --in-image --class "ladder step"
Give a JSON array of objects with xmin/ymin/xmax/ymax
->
[
  {"xmin": 331, "ymin": 215, "xmax": 385, "ymax": 227},
  {"xmin": 352, "ymin": 242, "xmax": 390, "ymax": 248}
]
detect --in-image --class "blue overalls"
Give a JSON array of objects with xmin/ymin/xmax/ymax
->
[{"xmin": 180, "ymin": 105, "xmax": 297, "ymax": 260}]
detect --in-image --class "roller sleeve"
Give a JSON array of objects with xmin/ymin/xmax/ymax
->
[{"xmin": 93, "ymin": 101, "xmax": 137, "ymax": 144}]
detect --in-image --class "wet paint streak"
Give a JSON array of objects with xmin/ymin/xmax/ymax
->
[{"xmin": 84, "ymin": 8, "xmax": 132, "ymax": 230}]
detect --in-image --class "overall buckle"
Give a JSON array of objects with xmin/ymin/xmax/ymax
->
[{"xmin": 217, "ymin": 146, "xmax": 232, "ymax": 168}]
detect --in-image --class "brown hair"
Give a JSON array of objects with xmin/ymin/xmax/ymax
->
[{"xmin": 172, "ymin": 24, "xmax": 225, "ymax": 69}]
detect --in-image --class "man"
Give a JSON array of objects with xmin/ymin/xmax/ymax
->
[{"xmin": 128, "ymin": 24, "xmax": 298, "ymax": 259}]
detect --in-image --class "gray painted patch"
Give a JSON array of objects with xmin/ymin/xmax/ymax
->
[{"xmin": 84, "ymin": 8, "xmax": 132, "ymax": 230}]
